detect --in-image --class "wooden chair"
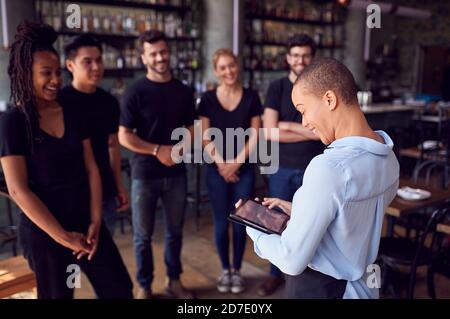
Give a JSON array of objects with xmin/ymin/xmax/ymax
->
[
  {"xmin": 379, "ymin": 206, "xmax": 450, "ymax": 299},
  {"xmin": 0, "ymin": 176, "xmax": 18, "ymax": 256},
  {"xmin": 0, "ymin": 256, "xmax": 36, "ymax": 298}
]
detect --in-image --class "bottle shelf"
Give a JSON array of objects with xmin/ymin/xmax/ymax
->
[
  {"xmin": 246, "ymin": 13, "xmax": 342, "ymax": 26},
  {"xmin": 63, "ymin": 66, "xmax": 199, "ymax": 78},
  {"xmin": 243, "ymin": 67, "xmax": 288, "ymax": 72},
  {"xmin": 58, "ymin": 30, "xmax": 198, "ymax": 42},
  {"xmin": 245, "ymin": 40, "xmax": 342, "ymax": 49},
  {"xmin": 74, "ymin": 0, "xmax": 190, "ymax": 13}
]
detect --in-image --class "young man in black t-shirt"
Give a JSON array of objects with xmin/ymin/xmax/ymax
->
[
  {"xmin": 119, "ymin": 30, "xmax": 196, "ymax": 299},
  {"xmin": 59, "ymin": 35, "xmax": 129, "ymax": 238},
  {"xmin": 258, "ymin": 34, "xmax": 324, "ymax": 296}
]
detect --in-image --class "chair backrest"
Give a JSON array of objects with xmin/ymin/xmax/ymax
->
[
  {"xmin": 413, "ymin": 206, "xmax": 449, "ymax": 264},
  {"xmin": 408, "ymin": 205, "xmax": 450, "ymax": 298}
]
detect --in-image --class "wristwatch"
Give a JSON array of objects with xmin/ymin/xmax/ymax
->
[{"xmin": 152, "ymin": 144, "xmax": 160, "ymax": 156}]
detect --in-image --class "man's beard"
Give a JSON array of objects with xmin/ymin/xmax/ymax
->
[
  {"xmin": 290, "ymin": 65, "xmax": 305, "ymax": 77},
  {"xmin": 149, "ymin": 61, "xmax": 169, "ymax": 75}
]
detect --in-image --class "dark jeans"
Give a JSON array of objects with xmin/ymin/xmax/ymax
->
[
  {"xmin": 267, "ymin": 167, "xmax": 305, "ymax": 277},
  {"xmin": 19, "ymin": 222, "xmax": 133, "ymax": 299},
  {"xmin": 206, "ymin": 165, "xmax": 255, "ymax": 271},
  {"xmin": 131, "ymin": 175, "xmax": 187, "ymax": 289},
  {"xmin": 102, "ymin": 197, "xmax": 118, "ymax": 237}
]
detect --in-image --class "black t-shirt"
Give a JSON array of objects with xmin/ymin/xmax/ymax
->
[
  {"xmin": 264, "ymin": 77, "xmax": 324, "ymax": 169},
  {"xmin": 58, "ymin": 85, "xmax": 119, "ymax": 200},
  {"xmin": 198, "ymin": 88, "xmax": 262, "ymax": 169},
  {"xmin": 120, "ymin": 77, "xmax": 196, "ymax": 180},
  {"xmin": 0, "ymin": 107, "xmax": 91, "ymax": 231}
]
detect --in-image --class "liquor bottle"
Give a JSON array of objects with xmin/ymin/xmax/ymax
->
[
  {"xmin": 82, "ymin": 11, "xmax": 89, "ymax": 32},
  {"xmin": 110, "ymin": 12, "xmax": 118, "ymax": 33},
  {"xmin": 116, "ymin": 13, "xmax": 124, "ymax": 34},
  {"xmin": 52, "ymin": 5, "xmax": 62, "ymax": 31},
  {"xmin": 131, "ymin": 48, "xmax": 140, "ymax": 68},
  {"xmin": 148, "ymin": 16, "xmax": 156, "ymax": 30},
  {"xmin": 41, "ymin": 1, "xmax": 52, "ymax": 29},
  {"xmin": 170, "ymin": 51, "xmax": 177, "ymax": 69},
  {"xmin": 102, "ymin": 44, "xmax": 110, "ymax": 68},
  {"xmin": 314, "ymin": 28, "xmax": 323, "ymax": 47},
  {"xmin": 87, "ymin": 10, "xmax": 94, "ymax": 32},
  {"xmin": 324, "ymin": 3, "xmax": 333, "ymax": 23},
  {"xmin": 172, "ymin": 0, "xmax": 182, "ymax": 7},
  {"xmin": 176, "ymin": 17, "xmax": 184, "ymax": 37},
  {"xmin": 191, "ymin": 50, "xmax": 199, "ymax": 69},
  {"xmin": 178, "ymin": 51, "xmax": 186, "ymax": 70},
  {"xmin": 116, "ymin": 52, "xmax": 125, "ymax": 69},
  {"xmin": 137, "ymin": 13, "xmax": 146, "ymax": 34},
  {"xmin": 145, "ymin": 13, "xmax": 152, "ymax": 31},
  {"xmin": 165, "ymin": 14, "xmax": 176, "ymax": 37},
  {"xmin": 156, "ymin": 14, "xmax": 164, "ymax": 32},
  {"xmin": 93, "ymin": 11, "xmax": 101, "ymax": 32},
  {"xmin": 124, "ymin": 46, "xmax": 132, "ymax": 68},
  {"xmin": 102, "ymin": 12, "xmax": 111, "ymax": 33},
  {"xmin": 190, "ymin": 22, "xmax": 199, "ymax": 38},
  {"xmin": 129, "ymin": 12, "xmax": 137, "ymax": 34},
  {"xmin": 122, "ymin": 12, "xmax": 129, "ymax": 34}
]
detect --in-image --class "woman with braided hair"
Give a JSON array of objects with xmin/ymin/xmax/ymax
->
[{"xmin": 0, "ymin": 21, "xmax": 133, "ymax": 299}]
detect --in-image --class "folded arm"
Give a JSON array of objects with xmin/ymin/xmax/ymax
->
[{"xmin": 263, "ymin": 108, "xmax": 319, "ymax": 142}]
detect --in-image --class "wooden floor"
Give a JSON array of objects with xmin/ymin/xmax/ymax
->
[
  {"xmin": 3, "ymin": 205, "xmax": 450, "ymax": 299},
  {"xmin": 75, "ymin": 207, "xmax": 286, "ymax": 299}
]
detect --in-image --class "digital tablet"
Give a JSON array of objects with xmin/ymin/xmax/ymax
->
[{"xmin": 229, "ymin": 199, "xmax": 290, "ymax": 235}]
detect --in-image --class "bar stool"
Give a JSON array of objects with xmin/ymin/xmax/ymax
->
[{"xmin": 0, "ymin": 176, "xmax": 18, "ymax": 256}]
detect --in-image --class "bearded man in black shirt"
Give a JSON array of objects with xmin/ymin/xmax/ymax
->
[{"xmin": 119, "ymin": 30, "xmax": 196, "ymax": 299}]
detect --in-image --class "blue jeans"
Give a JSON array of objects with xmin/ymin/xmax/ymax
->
[
  {"xmin": 206, "ymin": 165, "xmax": 255, "ymax": 271},
  {"xmin": 131, "ymin": 175, "xmax": 187, "ymax": 289},
  {"xmin": 102, "ymin": 197, "xmax": 118, "ymax": 237},
  {"xmin": 267, "ymin": 167, "xmax": 305, "ymax": 277}
]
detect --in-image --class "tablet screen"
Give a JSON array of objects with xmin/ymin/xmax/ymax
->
[{"xmin": 233, "ymin": 199, "xmax": 290, "ymax": 234}]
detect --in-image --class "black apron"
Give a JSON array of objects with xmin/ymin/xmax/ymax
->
[{"xmin": 284, "ymin": 267, "xmax": 347, "ymax": 299}]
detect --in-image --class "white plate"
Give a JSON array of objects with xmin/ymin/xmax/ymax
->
[
  {"xmin": 397, "ymin": 187, "xmax": 431, "ymax": 201},
  {"xmin": 420, "ymin": 140, "xmax": 442, "ymax": 150}
]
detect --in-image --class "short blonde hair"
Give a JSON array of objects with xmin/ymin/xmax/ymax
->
[{"xmin": 212, "ymin": 48, "xmax": 238, "ymax": 70}]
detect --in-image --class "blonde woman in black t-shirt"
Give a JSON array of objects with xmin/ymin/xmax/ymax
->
[
  {"xmin": 198, "ymin": 48, "xmax": 263, "ymax": 294},
  {"xmin": 0, "ymin": 21, "xmax": 132, "ymax": 299}
]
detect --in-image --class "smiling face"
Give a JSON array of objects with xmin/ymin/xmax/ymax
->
[
  {"xmin": 141, "ymin": 40, "xmax": 170, "ymax": 75},
  {"xmin": 286, "ymin": 46, "xmax": 313, "ymax": 77},
  {"xmin": 214, "ymin": 54, "xmax": 239, "ymax": 86},
  {"xmin": 66, "ymin": 46, "xmax": 104, "ymax": 86},
  {"xmin": 32, "ymin": 50, "xmax": 62, "ymax": 102},
  {"xmin": 291, "ymin": 82, "xmax": 336, "ymax": 145}
]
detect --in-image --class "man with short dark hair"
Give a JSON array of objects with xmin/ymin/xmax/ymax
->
[
  {"xmin": 244, "ymin": 58, "xmax": 400, "ymax": 298},
  {"xmin": 118, "ymin": 30, "xmax": 195, "ymax": 299},
  {"xmin": 258, "ymin": 33, "xmax": 324, "ymax": 296},
  {"xmin": 59, "ymin": 35, "xmax": 129, "ymax": 237}
]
